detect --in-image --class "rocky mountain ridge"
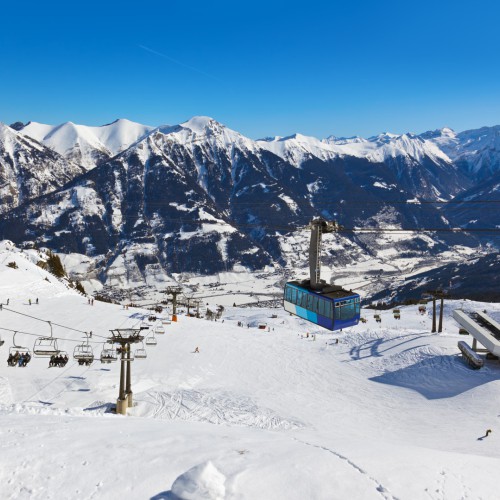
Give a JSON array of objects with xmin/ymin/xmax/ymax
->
[{"xmin": 0, "ymin": 116, "xmax": 497, "ymax": 299}]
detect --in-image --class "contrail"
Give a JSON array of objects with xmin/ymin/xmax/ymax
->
[{"xmin": 139, "ymin": 44, "xmax": 223, "ymax": 83}]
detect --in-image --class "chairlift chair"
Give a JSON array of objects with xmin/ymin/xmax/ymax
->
[
  {"xmin": 74, "ymin": 344, "xmax": 94, "ymax": 362},
  {"xmin": 135, "ymin": 342, "xmax": 147, "ymax": 359},
  {"xmin": 155, "ymin": 325, "xmax": 165, "ymax": 334},
  {"xmin": 33, "ymin": 337, "xmax": 60, "ymax": 357},
  {"xmin": 74, "ymin": 333, "xmax": 94, "ymax": 364},
  {"xmin": 33, "ymin": 321, "xmax": 59, "ymax": 357},
  {"xmin": 49, "ymin": 350, "xmax": 69, "ymax": 368},
  {"xmin": 8, "ymin": 332, "xmax": 31, "ymax": 367},
  {"xmin": 100, "ymin": 343, "xmax": 117, "ymax": 364},
  {"xmin": 145, "ymin": 334, "xmax": 157, "ymax": 346}
]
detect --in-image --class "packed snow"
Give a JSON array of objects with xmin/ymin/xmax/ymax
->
[{"xmin": 1, "ymin": 241, "xmax": 500, "ymax": 499}]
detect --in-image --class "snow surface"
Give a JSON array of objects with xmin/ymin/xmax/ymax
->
[{"xmin": 1, "ymin": 241, "xmax": 500, "ymax": 499}]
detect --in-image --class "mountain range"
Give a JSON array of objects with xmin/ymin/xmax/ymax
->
[{"xmin": 0, "ymin": 116, "xmax": 498, "ymax": 300}]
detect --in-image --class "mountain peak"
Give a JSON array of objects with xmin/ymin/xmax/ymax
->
[{"xmin": 181, "ymin": 116, "xmax": 222, "ymax": 134}]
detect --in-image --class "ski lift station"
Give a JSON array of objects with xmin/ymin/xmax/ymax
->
[{"xmin": 453, "ymin": 309, "xmax": 500, "ymax": 368}]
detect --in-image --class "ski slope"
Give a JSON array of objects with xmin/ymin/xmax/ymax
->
[{"xmin": 1, "ymin": 243, "xmax": 500, "ymax": 499}]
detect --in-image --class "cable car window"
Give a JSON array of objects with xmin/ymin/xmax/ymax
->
[
  {"xmin": 325, "ymin": 300, "xmax": 332, "ymax": 318},
  {"xmin": 334, "ymin": 304, "xmax": 341, "ymax": 320},
  {"xmin": 318, "ymin": 298, "xmax": 326, "ymax": 316},
  {"xmin": 309, "ymin": 294, "xmax": 317, "ymax": 312},
  {"xmin": 301, "ymin": 292, "xmax": 308, "ymax": 309},
  {"xmin": 341, "ymin": 299, "xmax": 355, "ymax": 320}
]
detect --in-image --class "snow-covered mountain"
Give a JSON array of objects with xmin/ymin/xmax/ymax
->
[
  {"xmin": 259, "ymin": 130, "xmax": 470, "ymax": 199},
  {"xmin": 421, "ymin": 125, "xmax": 500, "ymax": 179},
  {"xmin": 0, "ymin": 123, "xmax": 84, "ymax": 214},
  {"xmin": 0, "ymin": 117, "xmax": 480, "ymax": 297},
  {"xmin": 15, "ymin": 118, "xmax": 154, "ymax": 171},
  {"xmin": 0, "ymin": 115, "xmax": 497, "ymax": 298}
]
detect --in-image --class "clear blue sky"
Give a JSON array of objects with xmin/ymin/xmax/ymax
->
[{"xmin": 1, "ymin": 0, "xmax": 499, "ymax": 139}]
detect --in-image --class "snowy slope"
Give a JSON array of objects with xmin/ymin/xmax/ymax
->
[
  {"xmin": 1, "ymin": 241, "xmax": 500, "ymax": 499},
  {"xmin": 19, "ymin": 119, "xmax": 154, "ymax": 170}
]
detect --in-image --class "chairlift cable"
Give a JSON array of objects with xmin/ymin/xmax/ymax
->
[
  {"xmin": 0, "ymin": 326, "xmax": 105, "ymax": 344},
  {"xmin": 0, "ymin": 306, "xmax": 109, "ymax": 339}
]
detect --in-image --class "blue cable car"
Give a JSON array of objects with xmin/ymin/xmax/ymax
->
[
  {"xmin": 284, "ymin": 281, "xmax": 360, "ymax": 330},
  {"xmin": 283, "ymin": 218, "xmax": 361, "ymax": 331}
]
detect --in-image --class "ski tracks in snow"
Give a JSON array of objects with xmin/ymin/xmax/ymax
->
[
  {"xmin": 140, "ymin": 389, "xmax": 303, "ymax": 430},
  {"xmin": 292, "ymin": 437, "xmax": 399, "ymax": 500}
]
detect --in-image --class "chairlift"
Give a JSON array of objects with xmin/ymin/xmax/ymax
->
[
  {"xmin": 49, "ymin": 351, "xmax": 69, "ymax": 368},
  {"xmin": 8, "ymin": 332, "xmax": 32, "ymax": 367},
  {"xmin": 100, "ymin": 342, "xmax": 117, "ymax": 364},
  {"xmin": 115, "ymin": 345, "xmax": 135, "ymax": 361},
  {"xmin": 74, "ymin": 333, "xmax": 94, "ymax": 365},
  {"xmin": 33, "ymin": 321, "xmax": 59, "ymax": 357},
  {"xmin": 155, "ymin": 325, "xmax": 165, "ymax": 334},
  {"xmin": 135, "ymin": 342, "xmax": 147, "ymax": 359},
  {"xmin": 145, "ymin": 334, "xmax": 157, "ymax": 346}
]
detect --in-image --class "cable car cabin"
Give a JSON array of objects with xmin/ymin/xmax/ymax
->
[
  {"xmin": 284, "ymin": 282, "xmax": 360, "ymax": 331},
  {"xmin": 33, "ymin": 337, "xmax": 59, "ymax": 357}
]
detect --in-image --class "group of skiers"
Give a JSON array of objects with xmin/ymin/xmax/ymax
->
[
  {"xmin": 49, "ymin": 353, "xmax": 69, "ymax": 367},
  {"xmin": 7, "ymin": 351, "xmax": 31, "ymax": 367},
  {"xmin": 77, "ymin": 358, "xmax": 93, "ymax": 366}
]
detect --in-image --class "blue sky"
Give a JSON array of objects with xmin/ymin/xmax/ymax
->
[{"xmin": 1, "ymin": 0, "xmax": 499, "ymax": 138}]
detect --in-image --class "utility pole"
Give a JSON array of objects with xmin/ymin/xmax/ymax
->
[
  {"xmin": 109, "ymin": 328, "xmax": 143, "ymax": 415},
  {"xmin": 185, "ymin": 296, "xmax": 195, "ymax": 316},
  {"xmin": 426, "ymin": 289, "xmax": 447, "ymax": 333}
]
